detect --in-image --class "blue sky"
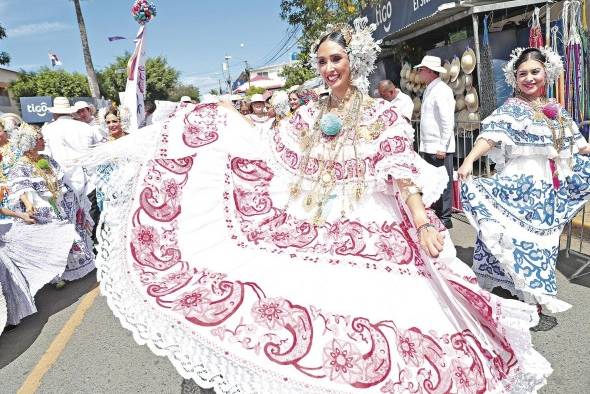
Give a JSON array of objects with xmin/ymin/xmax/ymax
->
[{"xmin": 0, "ymin": 0, "xmax": 297, "ymax": 93}]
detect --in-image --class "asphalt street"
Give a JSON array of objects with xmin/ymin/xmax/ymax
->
[{"xmin": 1, "ymin": 216, "xmax": 589, "ymax": 394}]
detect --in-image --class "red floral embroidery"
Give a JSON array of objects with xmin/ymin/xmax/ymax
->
[
  {"xmin": 322, "ymin": 340, "xmax": 362, "ymax": 383},
  {"xmin": 120, "ymin": 103, "xmax": 523, "ymax": 392}
]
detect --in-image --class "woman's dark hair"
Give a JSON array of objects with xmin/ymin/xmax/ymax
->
[
  {"xmin": 514, "ymin": 48, "xmax": 546, "ymax": 71},
  {"xmin": 104, "ymin": 107, "xmax": 120, "ymax": 120},
  {"xmin": 316, "ymin": 31, "xmax": 347, "ymax": 52}
]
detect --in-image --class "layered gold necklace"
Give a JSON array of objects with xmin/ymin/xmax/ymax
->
[
  {"xmin": 22, "ymin": 154, "xmax": 61, "ymax": 209},
  {"xmin": 522, "ymin": 96, "xmax": 574, "ymax": 171},
  {"xmin": 286, "ymin": 88, "xmax": 366, "ymax": 226}
]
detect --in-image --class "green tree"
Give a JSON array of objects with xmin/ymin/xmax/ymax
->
[
  {"xmin": 280, "ymin": 0, "xmax": 370, "ymax": 63},
  {"xmin": 98, "ymin": 53, "xmax": 180, "ymax": 103},
  {"xmin": 169, "ymin": 83, "xmax": 200, "ymax": 102},
  {"xmin": 280, "ymin": 61, "xmax": 316, "ymax": 89},
  {"xmin": 209, "ymin": 89, "xmax": 220, "ymax": 95},
  {"xmin": 0, "ymin": 24, "xmax": 10, "ymax": 65},
  {"xmin": 245, "ymin": 86, "xmax": 265, "ymax": 96},
  {"xmin": 9, "ymin": 68, "xmax": 90, "ymax": 99}
]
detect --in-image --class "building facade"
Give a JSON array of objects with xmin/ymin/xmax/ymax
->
[{"xmin": 0, "ymin": 67, "xmax": 19, "ymax": 115}]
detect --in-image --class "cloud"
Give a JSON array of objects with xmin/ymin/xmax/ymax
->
[{"xmin": 7, "ymin": 21, "xmax": 71, "ymax": 38}]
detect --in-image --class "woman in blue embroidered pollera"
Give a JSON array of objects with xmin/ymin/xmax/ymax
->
[{"xmin": 458, "ymin": 47, "xmax": 590, "ymax": 330}]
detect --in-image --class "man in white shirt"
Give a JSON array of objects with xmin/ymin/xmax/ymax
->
[
  {"xmin": 73, "ymin": 100, "xmax": 107, "ymax": 142},
  {"xmin": 415, "ymin": 56, "xmax": 456, "ymax": 229},
  {"xmin": 42, "ymin": 97, "xmax": 96, "ymax": 224},
  {"xmin": 377, "ymin": 80, "xmax": 414, "ymax": 122},
  {"xmin": 72, "ymin": 100, "xmax": 105, "ymax": 242}
]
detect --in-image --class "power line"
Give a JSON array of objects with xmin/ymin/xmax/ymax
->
[{"xmin": 255, "ymin": 26, "xmax": 301, "ymax": 68}]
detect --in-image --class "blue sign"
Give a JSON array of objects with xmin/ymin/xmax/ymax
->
[
  {"xmin": 361, "ymin": 0, "xmax": 449, "ymax": 41},
  {"xmin": 20, "ymin": 96, "xmax": 53, "ymax": 123}
]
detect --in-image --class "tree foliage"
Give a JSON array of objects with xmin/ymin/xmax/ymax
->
[
  {"xmin": 245, "ymin": 86, "xmax": 266, "ymax": 97},
  {"xmin": 209, "ymin": 89, "xmax": 220, "ymax": 95},
  {"xmin": 168, "ymin": 83, "xmax": 200, "ymax": 102},
  {"xmin": 98, "ymin": 53, "xmax": 180, "ymax": 103},
  {"xmin": 9, "ymin": 68, "xmax": 90, "ymax": 99},
  {"xmin": 280, "ymin": 0, "xmax": 371, "ymax": 63},
  {"xmin": 280, "ymin": 61, "xmax": 317, "ymax": 89},
  {"xmin": 0, "ymin": 24, "xmax": 10, "ymax": 65}
]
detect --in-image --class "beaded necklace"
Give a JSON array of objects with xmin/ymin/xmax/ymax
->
[
  {"xmin": 22, "ymin": 154, "xmax": 61, "ymax": 214},
  {"xmin": 286, "ymin": 88, "xmax": 365, "ymax": 226}
]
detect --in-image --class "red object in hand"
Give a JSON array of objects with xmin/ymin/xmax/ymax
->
[{"xmin": 549, "ymin": 159, "xmax": 561, "ymax": 189}]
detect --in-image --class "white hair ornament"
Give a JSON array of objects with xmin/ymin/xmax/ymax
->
[
  {"xmin": 503, "ymin": 46, "xmax": 564, "ymax": 88},
  {"xmin": 12, "ymin": 123, "xmax": 41, "ymax": 153},
  {"xmin": 310, "ymin": 17, "xmax": 381, "ymax": 94}
]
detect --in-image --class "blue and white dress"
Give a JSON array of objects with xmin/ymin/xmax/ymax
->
[
  {"xmin": 461, "ymin": 97, "xmax": 590, "ymax": 312},
  {"xmin": 8, "ymin": 156, "xmax": 95, "ymax": 282}
]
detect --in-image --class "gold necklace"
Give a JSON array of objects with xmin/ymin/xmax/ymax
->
[
  {"xmin": 22, "ymin": 154, "xmax": 61, "ymax": 203},
  {"xmin": 286, "ymin": 88, "xmax": 365, "ymax": 226},
  {"xmin": 526, "ymin": 98, "xmax": 574, "ymax": 171}
]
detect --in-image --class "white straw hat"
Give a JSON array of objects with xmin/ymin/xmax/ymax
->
[
  {"xmin": 48, "ymin": 97, "xmax": 76, "ymax": 114},
  {"xmin": 465, "ymin": 86, "xmax": 479, "ymax": 112},
  {"xmin": 449, "ymin": 56, "xmax": 461, "ymax": 82},
  {"xmin": 180, "ymin": 96, "xmax": 192, "ymax": 103},
  {"xmin": 250, "ymin": 94, "xmax": 265, "ymax": 103},
  {"xmin": 461, "ymin": 47, "xmax": 477, "ymax": 74},
  {"xmin": 441, "ymin": 60, "xmax": 451, "ymax": 83},
  {"xmin": 413, "ymin": 55, "xmax": 447, "ymax": 74}
]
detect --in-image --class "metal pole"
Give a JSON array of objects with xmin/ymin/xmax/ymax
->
[{"xmin": 545, "ymin": 1, "xmax": 551, "ymax": 47}]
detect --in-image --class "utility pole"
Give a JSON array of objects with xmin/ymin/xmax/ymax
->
[
  {"xmin": 224, "ymin": 55, "xmax": 232, "ymax": 94},
  {"xmin": 244, "ymin": 60, "xmax": 251, "ymax": 89}
]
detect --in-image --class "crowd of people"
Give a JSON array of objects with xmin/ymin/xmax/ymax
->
[
  {"xmin": 0, "ymin": 98, "xmax": 132, "ymax": 329},
  {"xmin": 1, "ymin": 18, "xmax": 589, "ymax": 393}
]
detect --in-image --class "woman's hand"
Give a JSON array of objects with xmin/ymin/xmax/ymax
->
[
  {"xmin": 19, "ymin": 212, "xmax": 36, "ymax": 224},
  {"xmin": 579, "ymin": 145, "xmax": 590, "ymax": 155},
  {"xmin": 418, "ymin": 225, "xmax": 444, "ymax": 258},
  {"xmin": 457, "ymin": 159, "xmax": 474, "ymax": 180}
]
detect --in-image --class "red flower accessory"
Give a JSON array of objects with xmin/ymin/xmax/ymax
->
[{"xmin": 542, "ymin": 102, "xmax": 559, "ymax": 120}]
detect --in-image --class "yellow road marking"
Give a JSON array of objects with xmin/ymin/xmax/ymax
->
[{"xmin": 17, "ymin": 287, "xmax": 100, "ymax": 394}]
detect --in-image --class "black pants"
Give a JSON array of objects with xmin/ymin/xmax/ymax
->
[
  {"xmin": 87, "ymin": 190, "xmax": 101, "ymax": 245},
  {"xmin": 423, "ymin": 152, "xmax": 454, "ymax": 223}
]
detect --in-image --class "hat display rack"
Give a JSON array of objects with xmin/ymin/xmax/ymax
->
[
  {"xmin": 399, "ymin": 61, "xmax": 428, "ymax": 120},
  {"xmin": 479, "ymin": 13, "xmax": 497, "ymax": 119}
]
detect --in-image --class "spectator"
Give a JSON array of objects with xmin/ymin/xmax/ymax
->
[
  {"xmin": 288, "ymin": 92, "xmax": 301, "ymax": 112},
  {"xmin": 377, "ymin": 80, "xmax": 414, "ymax": 121},
  {"xmin": 239, "ymin": 101, "xmax": 250, "ymax": 115},
  {"xmin": 414, "ymin": 56, "xmax": 456, "ymax": 229}
]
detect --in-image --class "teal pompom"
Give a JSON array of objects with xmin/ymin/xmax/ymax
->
[{"xmin": 319, "ymin": 113, "xmax": 342, "ymax": 136}]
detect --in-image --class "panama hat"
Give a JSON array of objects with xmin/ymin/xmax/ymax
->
[
  {"xmin": 461, "ymin": 47, "xmax": 477, "ymax": 74},
  {"xmin": 465, "ymin": 86, "xmax": 479, "ymax": 112},
  {"xmin": 441, "ymin": 60, "xmax": 452, "ymax": 83},
  {"xmin": 464, "ymin": 73, "xmax": 473, "ymax": 89},
  {"xmin": 449, "ymin": 56, "xmax": 461, "ymax": 82},
  {"xmin": 413, "ymin": 55, "xmax": 447, "ymax": 74},
  {"xmin": 400, "ymin": 62, "xmax": 411, "ymax": 80},
  {"xmin": 73, "ymin": 100, "xmax": 91, "ymax": 111},
  {"xmin": 250, "ymin": 94, "xmax": 265, "ymax": 103},
  {"xmin": 412, "ymin": 96, "xmax": 422, "ymax": 114},
  {"xmin": 48, "ymin": 97, "xmax": 76, "ymax": 114},
  {"xmin": 180, "ymin": 96, "xmax": 192, "ymax": 103},
  {"xmin": 456, "ymin": 109, "xmax": 479, "ymax": 132},
  {"xmin": 399, "ymin": 77, "xmax": 407, "ymax": 91},
  {"xmin": 450, "ymin": 74, "xmax": 466, "ymax": 96},
  {"xmin": 455, "ymin": 94, "xmax": 466, "ymax": 111}
]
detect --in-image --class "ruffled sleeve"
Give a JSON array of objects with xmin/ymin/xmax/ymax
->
[
  {"xmin": 368, "ymin": 127, "xmax": 448, "ymax": 207},
  {"xmin": 477, "ymin": 98, "xmax": 587, "ymax": 171}
]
